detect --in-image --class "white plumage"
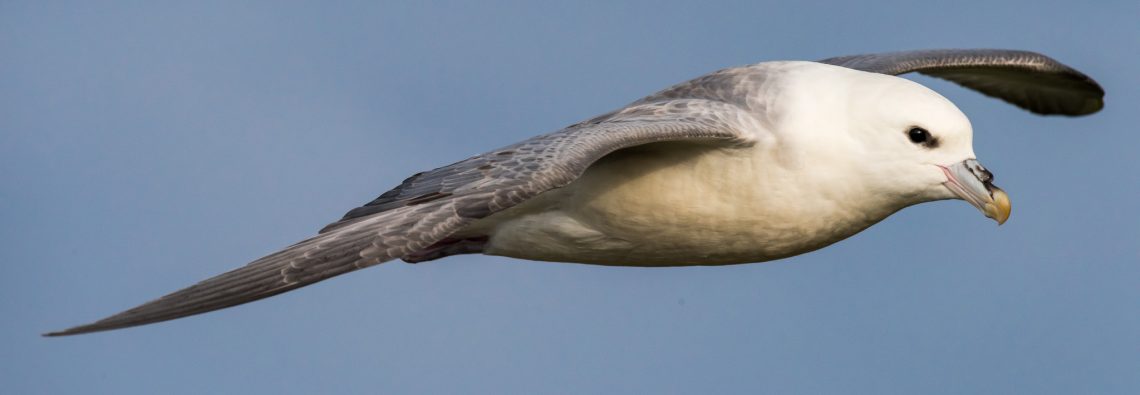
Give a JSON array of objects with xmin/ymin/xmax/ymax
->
[{"xmin": 47, "ymin": 49, "xmax": 1103, "ymax": 336}]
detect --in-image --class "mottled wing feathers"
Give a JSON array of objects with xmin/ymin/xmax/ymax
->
[
  {"xmin": 819, "ymin": 49, "xmax": 1104, "ymax": 116},
  {"xmin": 47, "ymin": 99, "xmax": 754, "ymax": 336},
  {"xmin": 45, "ymin": 200, "xmax": 468, "ymax": 336},
  {"xmin": 321, "ymin": 99, "xmax": 755, "ymax": 232}
]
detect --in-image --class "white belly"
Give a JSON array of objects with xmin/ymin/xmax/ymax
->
[{"xmin": 465, "ymin": 142, "xmax": 895, "ymax": 266}]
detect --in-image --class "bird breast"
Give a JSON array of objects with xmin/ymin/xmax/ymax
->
[{"xmin": 472, "ymin": 141, "xmax": 892, "ymax": 266}]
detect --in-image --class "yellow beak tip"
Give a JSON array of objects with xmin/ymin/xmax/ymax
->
[{"xmin": 984, "ymin": 189, "xmax": 1012, "ymax": 225}]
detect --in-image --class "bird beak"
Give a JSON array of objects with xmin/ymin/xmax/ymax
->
[{"xmin": 939, "ymin": 159, "xmax": 1011, "ymax": 225}]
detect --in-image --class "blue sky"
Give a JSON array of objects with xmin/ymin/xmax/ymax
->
[{"xmin": 3, "ymin": 1, "xmax": 1137, "ymax": 393}]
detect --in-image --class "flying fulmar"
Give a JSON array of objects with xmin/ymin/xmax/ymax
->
[{"xmin": 46, "ymin": 49, "xmax": 1104, "ymax": 336}]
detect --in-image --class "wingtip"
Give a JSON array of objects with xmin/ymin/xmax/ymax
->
[
  {"xmin": 42, "ymin": 322, "xmax": 108, "ymax": 337},
  {"xmin": 43, "ymin": 328, "xmax": 80, "ymax": 337},
  {"xmin": 1074, "ymin": 97, "xmax": 1105, "ymax": 117},
  {"xmin": 43, "ymin": 313, "xmax": 156, "ymax": 337}
]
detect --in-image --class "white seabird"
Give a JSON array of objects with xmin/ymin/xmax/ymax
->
[{"xmin": 47, "ymin": 49, "xmax": 1104, "ymax": 336}]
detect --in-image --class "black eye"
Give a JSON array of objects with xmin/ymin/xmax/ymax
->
[{"xmin": 907, "ymin": 127, "xmax": 931, "ymax": 144}]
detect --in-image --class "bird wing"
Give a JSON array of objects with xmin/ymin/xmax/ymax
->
[
  {"xmin": 47, "ymin": 98, "xmax": 756, "ymax": 336},
  {"xmin": 818, "ymin": 49, "xmax": 1104, "ymax": 116}
]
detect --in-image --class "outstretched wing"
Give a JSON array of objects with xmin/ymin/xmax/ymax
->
[
  {"xmin": 819, "ymin": 49, "xmax": 1104, "ymax": 116},
  {"xmin": 46, "ymin": 99, "xmax": 756, "ymax": 336},
  {"xmin": 319, "ymin": 98, "xmax": 756, "ymax": 232}
]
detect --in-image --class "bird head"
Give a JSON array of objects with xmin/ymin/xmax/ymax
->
[
  {"xmin": 780, "ymin": 63, "xmax": 1011, "ymax": 224},
  {"xmin": 851, "ymin": 69, "xmax": 1011, "ymax": 224}
]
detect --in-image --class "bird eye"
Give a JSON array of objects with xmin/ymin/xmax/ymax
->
[{"xmin": 907, "ymin": 127, "xmax": 931, "ymax": 144}]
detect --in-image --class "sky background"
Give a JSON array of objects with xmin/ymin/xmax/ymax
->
[{"xmin": 3, "ymin": 1, "xmax": 1137, "ymax": 394}]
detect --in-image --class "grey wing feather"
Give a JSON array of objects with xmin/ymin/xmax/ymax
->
[
  {"xmin": 819, "ymin": 49, "xmax": 1104, "ymax": 116},
  {"xmin": 47, "ymin": 98, "xmax": 754, "ymax": 336},
  {"xmin": 321, "ymin": 98, "xmax": 754, "ymax": 232},
  {"xmin": 45, "ymin": 201, "xmax": 469, "ymax": 336}
]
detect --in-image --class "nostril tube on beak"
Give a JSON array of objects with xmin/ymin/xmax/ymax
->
[{"xmin": 942, "ymin": 159, "xmax": 1012, "ymax": 225}]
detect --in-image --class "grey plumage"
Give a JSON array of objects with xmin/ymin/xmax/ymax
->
[
  {"xmin": 46, "ymin": 100, "xmax": 751, "ymax": 336},
  {"xmin": 46, "ymin": 49, "xmax": 1104, "ymax": 336},
  {"xmin": 818, "ymin": 49, "xmax": 1104, "ymax": 115}
]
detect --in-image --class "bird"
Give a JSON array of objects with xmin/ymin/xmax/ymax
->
[{"xmin": 46, "ymin": 49, "xmax": 1104, "ymax": 336}]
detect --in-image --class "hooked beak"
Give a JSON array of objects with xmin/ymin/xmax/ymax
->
[{"xmin": 939, "ymin": 159, "xmax": 1011, "ymax": 225}]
